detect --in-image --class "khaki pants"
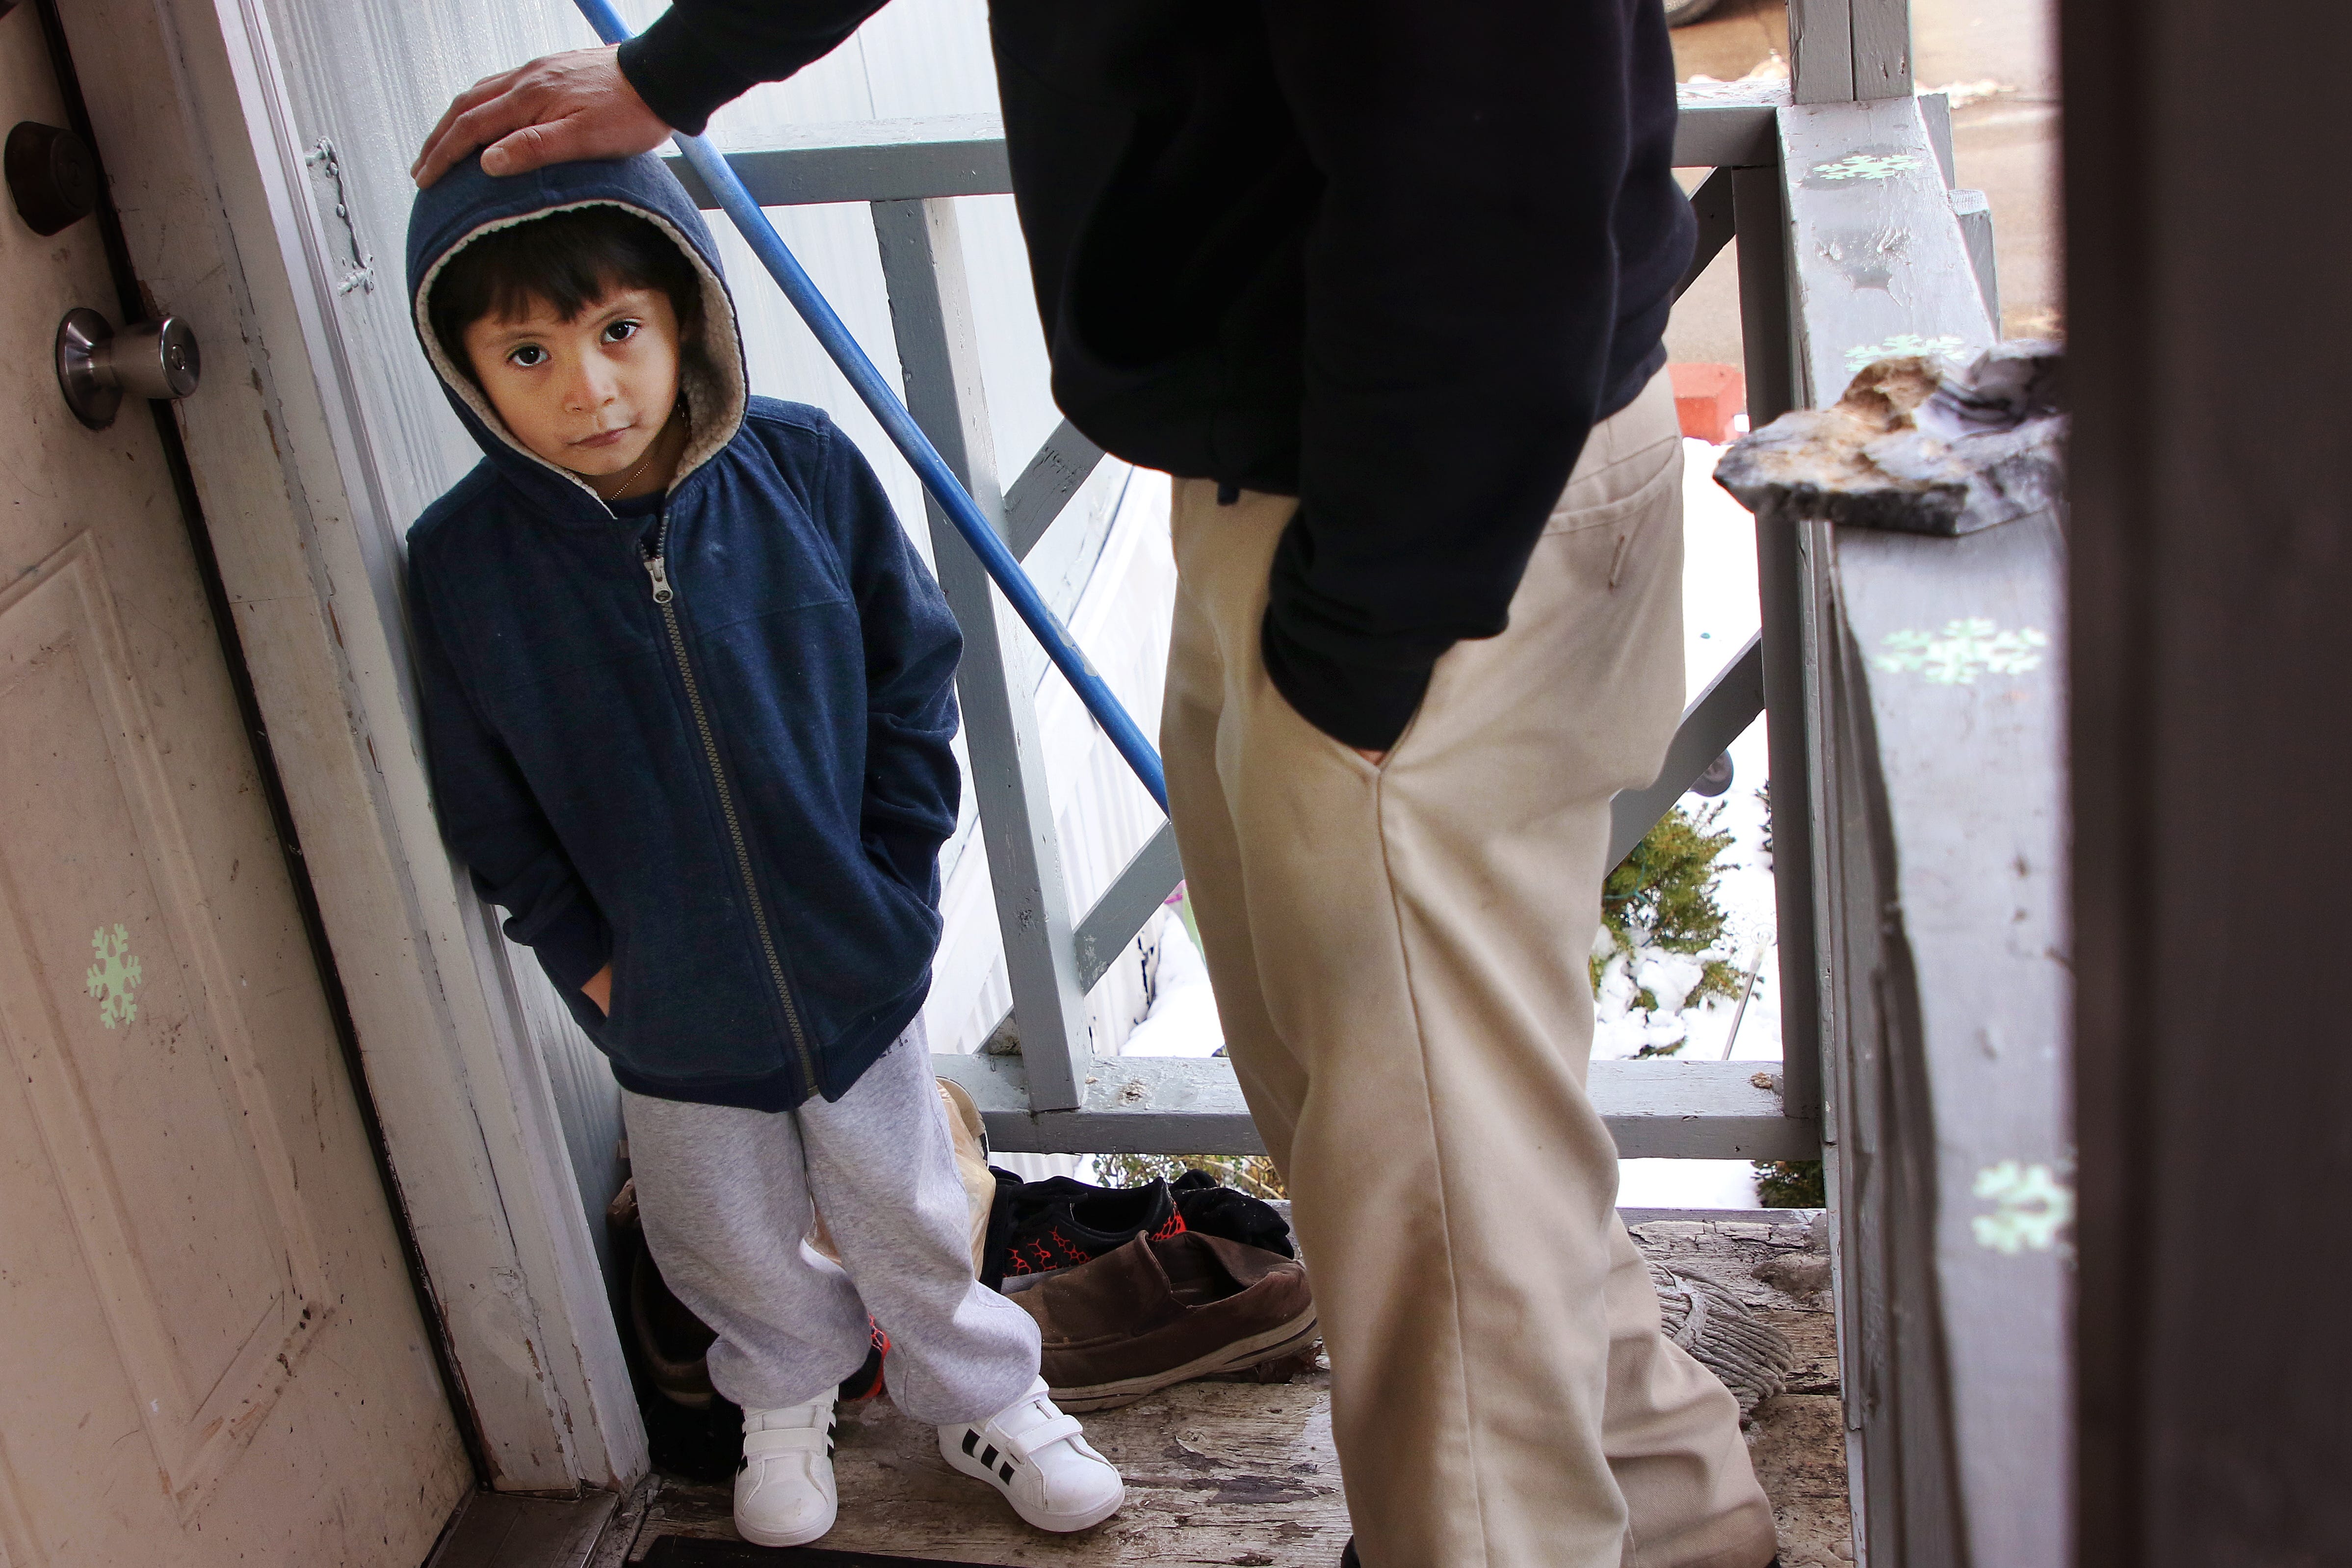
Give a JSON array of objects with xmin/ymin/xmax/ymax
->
[{"xmin": 1162, "ymin": 372, "xmax": 1777, "ymax": 1568}]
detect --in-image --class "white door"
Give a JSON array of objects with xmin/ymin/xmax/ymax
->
[{"xmin": 0, "ymin": 7, "xmax": 473, "ymax": 1564}]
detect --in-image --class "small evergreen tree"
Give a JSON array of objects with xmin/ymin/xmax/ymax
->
[
  {"xmin": 1753, "ymin": 1159, "xmax": 1826, "ymax": 1208},
  {"xmin": 1590, "ymin": 804, "xmax": 1745, "ymax": 1015}
]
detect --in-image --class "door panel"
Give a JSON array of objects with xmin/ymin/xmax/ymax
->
[
  {"xmin": 0, "ymin": 541, "xmax": 332, "ymax": 1505},
  {"xmin": 0, "ymin": 5, "xmax": 472, "ymax": 1563}
]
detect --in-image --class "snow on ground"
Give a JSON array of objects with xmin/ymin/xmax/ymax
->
[{"xmin": 1116, "ymin": 439, "xmax": 1785, "ymax": 1210}]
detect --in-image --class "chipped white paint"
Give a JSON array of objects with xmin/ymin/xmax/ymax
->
[
  {"xmin": 1873, "ymin": 619, "xmax": 2049, "ymax": 684},
  {"xmin": 1843, "ymin": 332, "xmax": 1971, "ymax": 375},
  {"xmin": 1969, "ymin": 1161, "xmax": 2073, "ymax": 1254},
  {"xmin": 85, "ymin": 925, "xmax": 143, "ymax": 1028},
  {"xmin": 1812, "ymin": 151, "xmax": 1924, "ymax": 181},
  {"xmin": 0, "ymin": 5, "xmax": 473, "ymax": 1555}
]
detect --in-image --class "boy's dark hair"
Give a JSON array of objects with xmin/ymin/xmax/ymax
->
[{"xmin": 429, "ymin": 205, "xmax": 703, "ymax": 378}]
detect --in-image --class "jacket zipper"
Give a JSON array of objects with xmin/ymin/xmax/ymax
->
[{"xmin": 642, "ymin": 516, "xmax": 817, "ymax": 1088}]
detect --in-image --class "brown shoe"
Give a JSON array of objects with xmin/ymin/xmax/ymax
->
[{"xmin": 1007, "ymin": 1232, "xmax": 1317, "ymax": 1411}]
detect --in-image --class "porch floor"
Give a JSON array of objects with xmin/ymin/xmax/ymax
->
[{"xmin": 589, "ymin": 1214, "xmax": 1851, "ymax": 1568}]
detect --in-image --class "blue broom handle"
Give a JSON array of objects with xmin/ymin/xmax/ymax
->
[{"xmin": 573, "ymin": 0, "xmax": 1168, "ymax": 812}]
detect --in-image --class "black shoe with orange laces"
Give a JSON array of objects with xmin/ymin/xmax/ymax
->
[{"xmin": 993, "ymin": 1176, "xmax": 1187, "ymax": 1281}]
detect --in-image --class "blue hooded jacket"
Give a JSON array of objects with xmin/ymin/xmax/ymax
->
[{"xmin": 403, "ymin": 153, "xmax": 962, "ymax": 1111}]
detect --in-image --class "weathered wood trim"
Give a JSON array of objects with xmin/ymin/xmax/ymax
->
[
  {"xmin": 1779, "ymin": 96, "xmax": 1999, "ymax": 406},
  {"xmin": 1849, "ymin": 0, "xmax": 1915, "ymax": 100},
  {"xmin": 665, "ymin": 114, "xmax": 1011, "ymax": 206},
  {"xmin": 1677, "ymin": 167, "xmax": 1739, "ymax": 301},
  {"xmin": 1003, "ymin": 419, "xmax": 1106, "ymax": 563},
  {"xmin": 873, "ymin": 196, "xmax": 1094, "ymax": 1113},
  {"xmin": 1730, "ymin": 147, "xmax": 1828, "ymax": 1140},
  {"xmin": 1071, "ymin": 821, "xmax": 1184, "ymax": 993},
  {"xmin": 1918, "ymin": 91, "xmax": 1958, "ymax": 186},
  {"xmin": 1789, "ymin": 0, "xmax": 1913, "ymax": 105},
  {"xmin": 78, "ymin": 0, "xmax": 649, "ymax": 1490},
  {"xmin": 1817, "ymin": 511, "xmax": 2071, "ymax": 1568},
  {"xmin": 1788, "ymin": 0, "xmax": 1857, "ymax": 106},
  {"xmin": 1608, "ymin": 633, "xmax": 1765, "ymax": 868},
  {"xmin": 1672, "ymin": 86, "xmax": 1789, "ymax": 168},
  {"xmin": 1754, "ymin": 85, "xmax": 2030, "ymax": 1566},
  {"xmin": 1950, "ymin": 188, "xmax": 2001, "ymax": 330},
  {"xmin": 938, "ymin": 1053, "xmax": 1820, "ymax": 1160}
]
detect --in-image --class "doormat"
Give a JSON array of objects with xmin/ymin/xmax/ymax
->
[{"xmin": 639, "ymin": 1542, "xmax": 1009, "ymax": 1568}]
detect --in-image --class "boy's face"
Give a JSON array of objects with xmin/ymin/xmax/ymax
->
[{"xmin": 463, "ymin": 283, "xmax": 683, "ymax": 490}]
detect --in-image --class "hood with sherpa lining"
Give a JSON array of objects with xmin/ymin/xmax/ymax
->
[
  {"xmin": 406, "ymin": 151, "xmax": 748, "ymax": 516},
  {"xmin": 401, "ymin": 150, "xmax": 967, "ymax": 1115}
]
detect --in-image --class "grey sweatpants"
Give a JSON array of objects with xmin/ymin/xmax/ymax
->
[{"xmin": 622, "ymin": 1029, "xmax": 1041, "ymax": 1423}]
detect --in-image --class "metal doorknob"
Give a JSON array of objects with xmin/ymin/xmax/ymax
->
[{"xmin": 55, "ymin": 308, "xmax": 200, "ymax": 430}]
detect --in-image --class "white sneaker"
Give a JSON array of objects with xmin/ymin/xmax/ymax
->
[
  {"xmin": 939, "ymin": 1377, "xmax": 1126, "ymax": 1533},
  {"xmin": 734, "ymin": 1394, "xmax": 838, "ymax": 1548}
]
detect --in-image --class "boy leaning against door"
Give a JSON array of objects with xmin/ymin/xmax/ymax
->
[{"xmin": 400, "ymin": 150, "xmax": 1126, "ymax": 1549}]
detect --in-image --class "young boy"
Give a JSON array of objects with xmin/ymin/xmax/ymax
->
[{"xmin": 402, "ymin": 152, "xmax": 1125, "ymax": 1548}]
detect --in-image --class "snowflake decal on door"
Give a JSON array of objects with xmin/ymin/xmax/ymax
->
[
  {"xmin": 85, "ymin": 924, "xmax": 143, "ymax": 1029},
  {"xmin": 1812, "ymin": 152, "xmax": 1924, "ymax": 182},
  {"xmin": 1970, "ymin": 1160, "xmax": 2074, "ymax": 1254},
  {"xmin": 1874, "ymin": 619, "xmax": 2049, "ymax": 684}
]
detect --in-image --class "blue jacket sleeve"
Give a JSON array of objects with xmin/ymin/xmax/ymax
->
[
  {"xmin": 406, "ymin": 553, "xmax": 613, "ymax": 992},
  {"xmin": 813, "ymin": 419, "xmax": 964, "ymax": 901}
]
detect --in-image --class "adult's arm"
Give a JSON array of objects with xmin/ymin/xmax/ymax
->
[
  {"xmin": 413, "ymin": 1, "xmax": 886, "ymax": 186},
  {"xmin": 1256, "ymin": 0, "xmax": 1682, "ymax": 752}
]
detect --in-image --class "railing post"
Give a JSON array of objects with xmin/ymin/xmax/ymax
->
[
  {"xmin": 871, "ymin": 196, "xmax": 1093, "ymax": 1111},
  {"xmin": 1734, "ymin": 157, "xmax": 1827, "ymax": 1133},
  {"xmin": 1788, "ymin": 0, "xmax": 1914, "ymax": 105}
]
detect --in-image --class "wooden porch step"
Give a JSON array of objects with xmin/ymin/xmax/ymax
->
[{"xmin": 600, "ymin": 1214, "xmax": 1850, "ymax": 1568}]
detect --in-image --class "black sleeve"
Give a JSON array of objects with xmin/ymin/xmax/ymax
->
[
  {"xmin": 1254, "ymin": 0, "xmax": 1675, "ymax": 751},
  {"xmin": 617, "ymin": 0, "xmax": 890, "ymax": 137}
]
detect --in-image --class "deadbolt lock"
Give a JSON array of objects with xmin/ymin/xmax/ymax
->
[{"xmin": 55, "ymin": 308, "xmax": 200, "ymax": 430}]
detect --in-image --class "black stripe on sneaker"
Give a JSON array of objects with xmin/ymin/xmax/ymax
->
[
  {"xmin": 962, "ymin": 1430, "xmax": 980, "ymax": 1457},
  {"xmin": 999, "ymin": 1461, "xmax": 1015, "ymax": 1483},
  {"xmin": 980, "ymin": 1444, "xmax": 999, "ymax": 1468}
]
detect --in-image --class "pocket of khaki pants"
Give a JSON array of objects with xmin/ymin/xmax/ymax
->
[{"xmin": 1543, "ymin": 433, "xmax": 1685, "ymax": 538}]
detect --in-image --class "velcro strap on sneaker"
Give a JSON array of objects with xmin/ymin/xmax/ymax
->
[
  {"xmin": 743, "ymin": 1426, "xmax": 832, "ymax": 1458},
  {"xmin": 1002, "ymin": 1411, "xmax": 1082, "ymax": 1461}
]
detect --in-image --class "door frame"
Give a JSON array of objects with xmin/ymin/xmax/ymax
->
[{"xmin": 38, "ymin": 0, "xmax": 648, "ymax": 1491}]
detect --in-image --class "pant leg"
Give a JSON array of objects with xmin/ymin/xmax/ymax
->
[
  {"xmin": 1161, "ymin": 372, "xmax": 1776, "ymax": 1568},
  {"xmin": 796, "ymin": 1030, "xmax": 1042, "ymax": 1427},
  {"xmin": 622, "ymin": 1085, "xmax": 871, "ymax": 1412}
]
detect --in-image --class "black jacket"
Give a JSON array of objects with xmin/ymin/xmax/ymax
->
[
  {"xmin": 406, "ymin": 153, "xmax": 962, "ymax": 1111},
  {"xmin": 622, "ymin": 0, "xmax": 1692, "ymax": 750}
]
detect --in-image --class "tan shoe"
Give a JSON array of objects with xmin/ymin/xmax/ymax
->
[{"xmin": 1007, "ymin": 1231, "xmax": 1317, "ymax": 1411}]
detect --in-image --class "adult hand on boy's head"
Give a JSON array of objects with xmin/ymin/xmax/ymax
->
[{"xmin": 412, "ymin": 46, "xmax": 670, "ymax": 189}]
